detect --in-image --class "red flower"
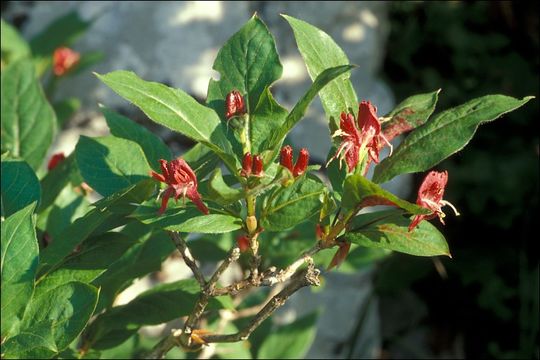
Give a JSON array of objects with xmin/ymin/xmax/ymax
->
[
  {"xmin": 327, "ymin": 241, "xmax": 351, "ymax": 270},
  {"xmin": 327, "ymin": 101, "xmax": 392, "ymax": 173},
  {"xmin": 225, "ymin": 90, "xmax": 246, "ymax": 119},
  {"xmin": 240, "ymin": 152, "xmax": 263, "ymax": 177},
  {"xmin": 408, "ymin": 170, "xmax": 460, "ymax": 231},
  {"xmin": 47, "ymin": 152, "xmax": 66, "ymax": 170},
  {"xmin": 279, "ymin": 145, "xmax": 310, "ymax": 177},
  {"xmin": 53, "ymin": 47, "xmax": 80, "ymax": 76},
  {"xmin": 150, "ymin": 159, "xmax": 208, "ymax": 215}
]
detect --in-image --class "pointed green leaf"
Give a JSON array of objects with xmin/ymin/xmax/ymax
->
[
  {"xmin": 86, "ymin": 279, "xmax": 232, "ymax": 350},
  {"xmin": 373, "ymin": 95, "xmax": 534, "ymax": 183},
  {"xmin": 1, "ymin": 158, "xmax": 41, "ymax": 217},
  {"xmin": 102, "ymin": 106, "xmax": 172, "ymax": 171},
  {"xmin": 75, "ymin": 135, "xmax": 151, "ymax": 197},
  {"xmin": 2, "ymin": 282, "xmax": 99, "ymax": 358},
  {"xmin": 344, "ymin": 211, "xmax": 450, "ymax": 257},
  {"xmin": 258, "ymin": 312, "xmax": 318, "ymax": 359},
  {"xmin": 1, "ymin": 203, "xmax": 38, "ymax": 339},
  {"xmin": 1, "ymin": 59, "xmax": 57, "ymax": 170},
  {"xmin": 382, "ymin": 89, "xmax": 440, "ymax": 140},
  {"xmin": 283, "ymin": 14, "xmax": 357, "ymax": 131},
  {"xmin": 207, "ymin": 168, "xmax": 244, "ymax": 206},
  {"xmin": 261, "ymin": 174, "xmax": 326, "ymax": 231},
  {"xmin": 342, "ymin": 174, "xmax": 430, "ymax": 214},
  {"xmin": 95, "ymin": 71, "xmax": 237, "ymax": 171},
  {"xmin": 1, "ymin": 19, "xmax": 31, "ymax": 64},
  {"xmin": 132, "ymin": 204, "xmax": 242, "ymax": 234},
  {"xmin": 250, "ymin": 87, "xmax": 288, "ymax": 154},
  {"xmin": 206, "ymin": 14, "xmax": 282, "ymax": 116}
]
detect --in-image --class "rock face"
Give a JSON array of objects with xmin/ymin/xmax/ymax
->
[{"xmin": 6, "ymin": 1, "xmax": 399, "ymax": 358}]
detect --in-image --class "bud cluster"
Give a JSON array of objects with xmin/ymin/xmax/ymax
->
[
  {"xmin": 279, "ymin": 145, "xmax": 309, "ymax": 177},
  {"xmin": 240, "ymin": 152, "xmax": 264, "ymax": 177}
]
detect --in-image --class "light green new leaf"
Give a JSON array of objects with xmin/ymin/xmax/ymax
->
[
  {"xmin": 102, "ymin": 106, "xmax": 171, "ymax": 171},
  {"xmin": 132, "ymin": 204, "xmax": 242, "ymax": 234},
  {"xmin": 342, "ymin": 174, "xmax": 430, "ymax": 215},
  {"xmin": 283, "ymin": 14, "xmax": 357, "ymax": 131},
  {"xmin": 2, "ymin": 282, "xmax": 98, "ymax": 358},
  {"xmin": 344, "ymin": 210, "xmax": 450, "ymax": 257},
  {"xmin": 373, "ymin": 95, "xmax": 534, "ymax": 183},
  {"xmin": 75, "ymin": 135, "xmax": 151, "ymax": 197},
  {"xmin": 261, "ymin": 174, "xmax": 326, "ymax": 231},
  {"xmin": 258, "ymin": 312, "xmax": 318, "ymax": 359},
  {"xmin": 1, "ymin": 19, "xmax": 31, "ymax": 64},
  {"xmin": 1, "ymin": 59, "xmax": 57, "ymax": 170},
  {"xmin": 206, "ymin": 14, "xmax": 282, "ymax": 116},
  {"xmin": 96, "ymin": 71, "xmax": 236, "ymax": 171},
  {"xmin": 1, "ymin": 158, "xmax": 41, "ymax": 217},
  {"xmin": 1, "ymin": 203, "xmax": 38, "ymax": 340}
]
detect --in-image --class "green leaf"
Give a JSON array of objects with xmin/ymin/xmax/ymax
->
[
  {"xmin": 86, "ymin": 279, "xmax": 232, "ymax": 350},
  {"xmin": 207, "ymin": 168, "xmax": 243, "ymax": 206},
  {"xmin": 93, "ymin": 225, "xmax": 174, "ymax": 311},
  {"xmin": 258, "ymin": 312, "xmax": 318, "ymax": 359},
  {"xmin": 29, "ymin": 11, "xmax": 91, "ymax": 76},
  {"xmin": 38, "ymin": 181, "xmax": 154, "ymax": 276},
  {"xmin": 264, "ymin": 65, "xmax": 356, "ymax": 153},
  {"xmin": 45, "ymin": 186, "xmax": 90, "ymax": 240},
  {"xmin": 36, "ymin": 232, "xmax": 132, "ymax": 293},
  {"xmin": 313, "ymin": 244, "xmax": 391, "ymax": 274},
  {"xmin": 1, "ymin": 19, "xmax": 31, "ymax": 64},
  {"xmin": 38, "ymin": 153, "xmax": 80, "ymax": 213},
  {"xmin": 132, "ymin": 204, "xmax": 242, "ymax": 233},
  {"xmin": 2, "ymin": 282, "xmax": 99, "ymax": 358},
  {"xmin": 382, "ymin": 89, "xmax": 440, "ymax": 140},
  {"xmin": 102, "ymin": 106, "xmax": 172, "ymax": 171},
  {"xmin": 283, "ymin": 14, "xmax": 357, "ymax": 131},
  {"xmin": 342, "ymin": 174, "xmax": 430, "ymax": 215},
  {"xmin": 1, "ymin": 158, "xmax": 41, "ymax": 217},
  {"xmin": 1, "ymin": 203, "xmax": 38, "ymax": 339},
  {"xmin": 373, "ymin": 95, "xmax": 534, "ymax": 183},
  {"xmin": 261, "ymin": 174, "xmax": 326, "ymax": 231},
  {"xmin": 1, "ymin": 59, "xmax": 57, "ymax": 170},
  {"xmin": 344, "ymin": 210, "xmax": 450, "ymax": 257},
  {"xmin": 182, "ymin": 143, "xmax": 222, "ymax": 180},
  {"xmin": 95, "ymin": 71, "xmax": 236, "ymax": 171},
  {"xmin": 75, "ymin": 135, "xmax": 151, "ymax": 197},
  {"xmin": 206, "ymin": 14, "xmax": 282, "ymax": 117},
  {"xmin": 250, "ymin": 87, "xmax": 288, "ymax": 155}
]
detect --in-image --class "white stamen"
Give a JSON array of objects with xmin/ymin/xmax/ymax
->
[
  {"xmin": 441, "ymin": 200, "xmax": 460, "ymax": 216},
  {"xmin": 380, "ymin": 133, "xmax": 393, "ymax": 157}
]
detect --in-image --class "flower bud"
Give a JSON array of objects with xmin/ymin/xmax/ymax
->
[
  {"xmin": 225, "ymin": 90, "xmax": 245, "ymax": 120},
  {"xmin": 53, "ymin": 47, "xmax": 80, "ymax": 76},
  {"xmin": 47, "ymin": 152, "xmax": 66, "ymax": 170},
  {"xmin": 237, "ymin": 235, "xmax": 250, "ymax": 252},
  {"xmin": 293, "ymin": 148, "xmax": 309, "ymax": 177},
  {"xmin": 280, "ymin": 145, "xmax": 294, "ymax": 173},
  {"xmin": 252, "ymin": 155, "xmax": 263, "ymax": 177},
  {"xmin": 246, "ymin": 215, "xmax": 258, "ymax": 234},
  {"xmin": 241, "ymin": 152, "xmax": 252, "ymax": 177}
]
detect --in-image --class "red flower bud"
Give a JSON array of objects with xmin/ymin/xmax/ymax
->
[
  {"xmin": 252, "ymin": 155, "xmax": 263, "ymax": 177},
  {"xmin": 280, "ymin": 145, "xmax": 294, "ymax": 173},
  {"xmin": 241, "ymin": 152, "xmax": 252, "ymax": 177},
  {"xmin": 237, "ymin": 235, "xmax": 250, "ymax": 252},
  {"xmin": 53, "ymin": 47, "xmax": 80, "ymax": 76},
  {"xmin": 225, "ymin": 90, "xmax": 245, "ymax": 119},
  {"xmin": 47, "ymin": 152, "xmax": 66, "ymax": 170},
  {"xmin": 293, "ymin": 148, "xmax": 309, "ymax": 177}
]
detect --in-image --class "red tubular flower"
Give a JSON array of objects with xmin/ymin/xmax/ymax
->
[
  {"xmin": 408, "ymin": 170, "xmax": 460, "ymax": 232},
  {"xmin": 225, "ymin": 90, "xmax": 246, "ymax": 119},
  {"xmin": 237, "ymin": 235, "xmax": 250, "ymax": 252},
  {"xmin": 327, "ymin": 241, "xmax": 351, "ymax": 270},
  {"xmin": 53, "ymin": 47, "xmax": 80, "ymax": 76},
  {"xmin": 241, "ymin": 152, "xmax": 252, "ymax": 177},
  {"xmin": 280, "ymin": 145, "xmax": 294, "ymax": 173},
  {"xmin": 293, "ymin": 148, "xmax": 309, "ymax": 177},
  {"xmin": 150, "ymin": 159, "xmax": 208, "ymax": 215},
  {"xmin": 47, "ymin": 152, "xmax": 66, "ymax": 170},
  {"xmin": 252, "ymin": 155, "xmax": 264, "ymax": 177},
  {"xmin": 327, "ymin": 101, "xmax": 392, "ymax": 173}
]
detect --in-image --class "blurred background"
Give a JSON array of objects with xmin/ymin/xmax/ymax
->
[{"xmin": 2, "ymin": 1, "xmax": 538, "ymax": 358}]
